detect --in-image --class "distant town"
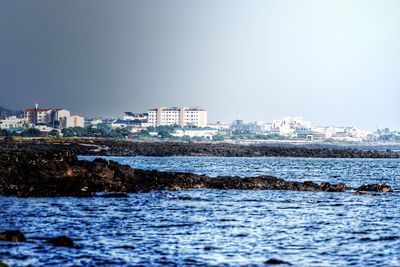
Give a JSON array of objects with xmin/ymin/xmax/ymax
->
[{"xmin": 0, "ymin": 104, "xmax": 398, "ymax": 143}]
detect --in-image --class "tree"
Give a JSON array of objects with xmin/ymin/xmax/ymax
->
[
  {"xmin": 61, "ymin": 128, "xmax": 75, "ymax": 137},
  {"xmin": 181, "ymin": 135, "xmax": 191, "ymax": 142},
  {"xmin": 212, "ymin": 135, "xmax": 225, "ymax": 141},
  {"xmin": 20, "ymin": 128, "xmax": 41, "ymax": 137},
  {"xmin": 86, "ymin": 127, "xmax": 107, "ymax": 137},
  {"xmin": 48, "ymin": 129, "xmax": 60, "ymax": 137},
  {"xmin": 137, "ymin": 130, "xmax": 150, "ymax": 138},
  {"xmin": 158, "ymin": 130, "xmax": 171, "ymax": 139},
  {"xmin": 73, "ymin": 127, "xmax": 87, "ymax": 137},
  {"xmin": 0, "ymin": 129, "xmax": 9, "ymax": 137}
]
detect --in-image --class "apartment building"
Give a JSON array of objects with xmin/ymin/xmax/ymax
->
[
  {"xmin": 148, "ymin": 107, "xmax": 207, "ymax": 127},
  {"xmin": 24, "ymin": 105, "xmax": 70, "ymax": 126},
  {"xmin": 24, "ymin": 108, "xmax": 52, "ymax": 125}
]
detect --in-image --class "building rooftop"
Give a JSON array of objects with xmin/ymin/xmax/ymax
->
[{"xmin": 24, "ymin": 108, "xmax": 51, "ymax": 112}]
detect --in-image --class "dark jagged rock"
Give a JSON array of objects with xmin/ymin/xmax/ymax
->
[
  {"xmin": 356, "ymin": 184, "xmax": 393, "ymax": 192},
  {"xmin": 264, "ymin": 258, "xmax": 292, "ymax": 265},
  {"xmin": 1, "ymin": 139, "xmax": 399, "ymax": 158},
  {"xmin": 0, "ymin": 230, "xmax": 26, "ymax": 242},
  {"xmin": 0, "ymin": 151, "xmax": 393, "ymax": 197},
  {"xmin": 46, "ymin": 236, "xmax": 74, "ymax": 247}
]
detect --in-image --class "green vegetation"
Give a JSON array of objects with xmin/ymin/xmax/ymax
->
[
  {"xmin": 20, "ymin": 128, "xmax": 42, "ymax": 137},
  {"xmin": 378, "ymin": 134, "xmax": 400, "ymax": 143},
  {"xmin": 48, "ymin": 129, "xmax": 60, "ymax": 137},
  {"xmin": 212, "ymin": 134, "xmax": 225, "ymax": 141},
  {"xmin": 0, "ymin": 129, "xmax": 9, "ymax": 136},
  {"xmin": 229, "ymin": 130, "xmax": 287, "ymax": 141},
  {"xmin": 157, "ymin": 130, "xmax": 172, "ymax": 139}
]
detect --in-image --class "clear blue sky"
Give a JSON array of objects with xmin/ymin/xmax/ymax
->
[{"xmin": 0, "ymin": 0, "xmax": 399, "ymax": 130}]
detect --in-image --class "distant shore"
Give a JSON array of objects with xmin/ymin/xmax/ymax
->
[{"xmin": 1, "ymin": 137, "xmax": 399, "ymax": 158}]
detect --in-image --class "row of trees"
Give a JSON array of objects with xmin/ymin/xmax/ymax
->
[
  {"xmin": 60, "ymin": 127, "xmax": 151, "ymax": 139},
  {"xmin": 0, "ymin": 126, "xmax": 226, "ymax": 142},
  {"xmin": 230, "ymin": 130, "xmax": 287, "ymax": 140},
  {"xmin": 0, "ymin": 128, "xmax": 43, "ymax": 137}
]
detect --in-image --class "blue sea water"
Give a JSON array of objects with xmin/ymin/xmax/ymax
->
[{"xmin": 1, "ymin": 156, "xmax": 400, "ymax": 266}]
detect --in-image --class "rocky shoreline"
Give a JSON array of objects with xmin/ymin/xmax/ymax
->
[
  {"xmin": 0, "ymin": 150, "xmax": 393, "ymax": 197},
  {"xmin": 1, "ymin": 138, "xmax": 400, "ymax": 158}
]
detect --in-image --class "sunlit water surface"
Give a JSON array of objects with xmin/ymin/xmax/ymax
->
[{"xmin": 1, "ymin": 156, "xmax": 399, "ymax": 266}]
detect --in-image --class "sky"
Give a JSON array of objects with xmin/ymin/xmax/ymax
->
[{"xmin": 0, "ymin": 0, "xmax": 399, "ymax": 130}]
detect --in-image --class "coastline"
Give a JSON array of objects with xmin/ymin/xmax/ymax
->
[{"xmin": 1, "ymin": 138, "xmax": 399, "ymax": 158}]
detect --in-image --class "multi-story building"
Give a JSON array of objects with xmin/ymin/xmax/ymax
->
[
  {"xmin": 60, "ymin": 115, "xmax": 85, "ymax": 129},
  {"xmin": 24, "ymin": 108, "xmax": 52, "ymax": 125},
  {"xmin": 24, "ymin": 105, "xmax": 71, "ymax": 127},
  {"xmin": 148, "ymin": 107, "xmax": 207, "ymax": 128},
  {"xmin": 51, "ymin": 109, "xmax": 71, "ymax": 124}
]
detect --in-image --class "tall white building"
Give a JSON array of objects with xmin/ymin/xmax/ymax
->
[{"xmin": 148, "ymin": 107, "xmax": 207, "ymax": 127}]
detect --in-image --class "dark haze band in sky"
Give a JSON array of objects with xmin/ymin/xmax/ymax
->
[{"xmin": 0, "ymin": 0, "xmax": 399, "ymax": 130}]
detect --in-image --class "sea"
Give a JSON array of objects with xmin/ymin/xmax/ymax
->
[{"xmin": 1, "ymin": 156, "xmax": 399, "ymax": 266}]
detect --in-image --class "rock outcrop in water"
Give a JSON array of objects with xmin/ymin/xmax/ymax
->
[
  {"xmin": 356, "ymin": 184, "xmax": 393, "ymax": 192},
  {"xmin": 0, "ymin": 231, "xmax": 26, "ymax": 242},
  {"xmin": 46, "ymin": 236, "xmax": 74, "ymax": 247},
  {"xmin": 0, "ymin": 151, "xmax": 394, "ymax": 197}
]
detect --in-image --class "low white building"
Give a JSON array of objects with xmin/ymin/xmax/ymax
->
[
  {"xmin": 207, "ymin": 121, "xmax": 231, "ymax": 130},
  {"xmin": 34, "ymin": 124, "xmax": 55, "ymax": 133},
  {"xmin": 60, "ymin": 115, "xmax": 85, "ymax": 129},
  {"xmin": 110, "ymin": 119, "xmax": 149, "ymax": 131},
  {"xmin": 172, "ymin": 128, "xmax": 218, "ymax": 138},
  {"xmin": 0, "ymin": 116, "xmax": 27, "ymax": 129},
  {"xmin": 85, "ymin": 118, "xmax": 104, "ymax": 128},
  {"xmin": 123, "ymin": 112, "xmax": 148, "ymax": 121}
]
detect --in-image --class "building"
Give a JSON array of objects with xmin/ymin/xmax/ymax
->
[
  {"xmin": 123, "ymin": 112, "xmax": 148, "ymax": 121},
  {"xmin": 148, "ymin": 107, "xmax": 207, "ymax": 127},
  {"xmin": 85, "ymin": 118, "xmax": 104, "ymax": 128},
  {"xmin": 60, "ymin": 115, "xmax": 85, "ymax": 129},
  {"xmin": 0, "ymin": 116, "xmax": 27, "ymax": 130},
  {"xmin": 295, "ymin": 131, "xmax": 326, "ymax": 141},
  {"xmin": 24, "ymin": 107, "xmax": 52, "ymax": 125},
  {"xmin": 171, "ymin": 128, "xmax": 218, "ymax": 138},
  {"xmin": 111, "ymin": 119, "xmax": 149, "ymax": 132},
  {"xmin": 51, "ymin": 109, "xmax": 71, "ymax": 127},
  {"xmin": 271, "ymin": 116, "xmax": 312, "ymax": 137},
  {"xmin": 208, "ymin": 121, "xmax": 231, "ymax": 131},
  {"xmin": 24, "ymin": 105, "xmax": 71, "ymax": 127}
]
